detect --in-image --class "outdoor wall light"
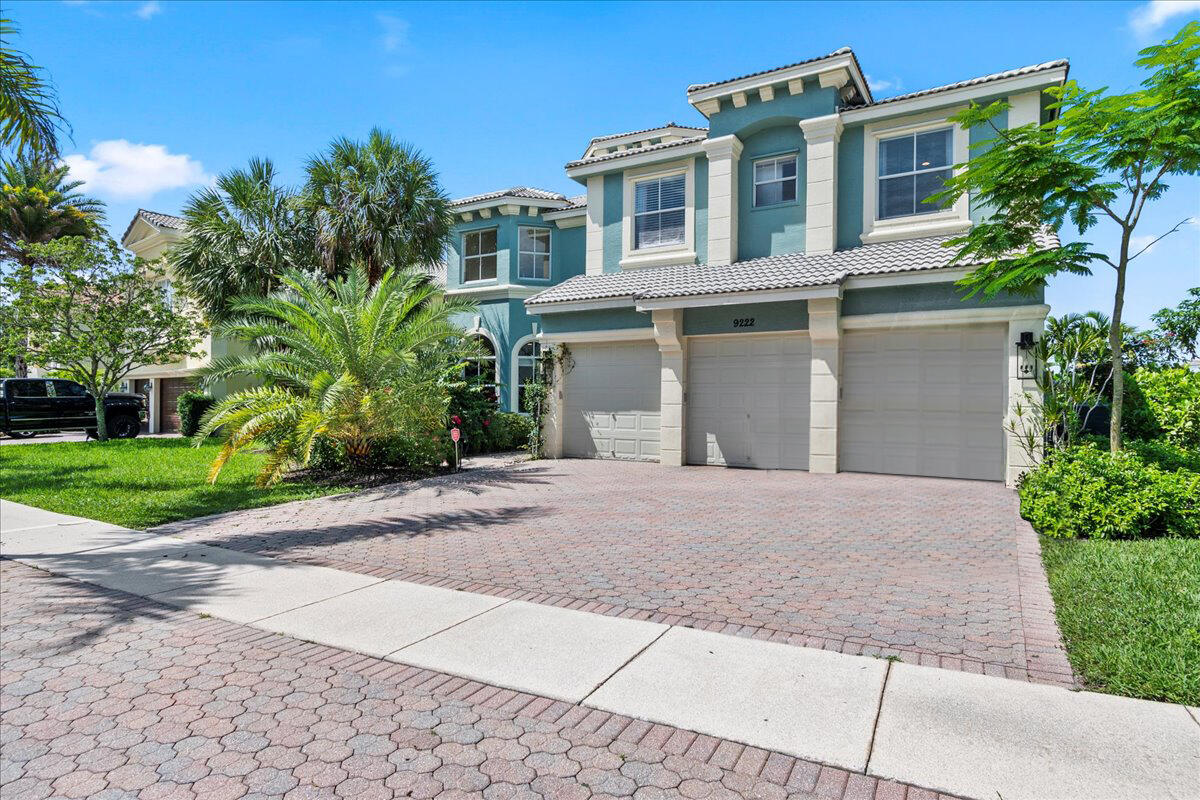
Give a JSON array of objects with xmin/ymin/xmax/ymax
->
[{"xmin": 1016, "ymin": 331, "xmax": 1037, "ymax": 379}]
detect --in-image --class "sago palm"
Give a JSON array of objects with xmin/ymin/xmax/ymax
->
[
  {"xmin": 196, "ymin": 264, "xmax": 476, "ymax": 485},
  {"xmin": 170, "ymin": 158, "xmax": 317, "ymax": 322},
  {"xmin": 0, "ymin": 156, "xmax": 104, "ymax": 264},
  {"xmin": 302, "ymin": 128, "xmax": 453, "ymax": 284}
]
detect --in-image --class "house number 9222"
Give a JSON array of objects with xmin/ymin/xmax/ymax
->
[{"xmin": 733, "ymin": 317, "xmax": 756, "ymax": 328}]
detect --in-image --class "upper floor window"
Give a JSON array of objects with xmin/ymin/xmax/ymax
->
[
  {"xmin": 633, "ymin": 173, "xmax": 685, "ymax": 249},
  {"xmin": 463, "ymin": 229, "xmax": 498, "ymax": 282},
  {"xmin": 160, "ymin": 279, "xmax": 175, "ymax": 309},
  {"xmin": 753, "ymin": 155, "xmax": 798, "ymax": 207},
  {"xmin": 877, "ymin": 128, "xmax": 952, "ymax": 220},
  {"xmin": 518, "ymin": 227, "xmax": 551, "ymax": 280}
]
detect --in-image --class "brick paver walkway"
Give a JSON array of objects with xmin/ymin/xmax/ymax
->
[
  {"xmin": 154, "ymin": 460, "xmax": 1072, "ymax": 685},
  {"xmin": 0, "ymin": 559, "xmax": 956, "ymax": 800}
]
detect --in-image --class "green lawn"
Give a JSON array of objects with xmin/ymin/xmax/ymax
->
[
  {"xmin": 1, "ymin": 438, "xmax": 355, "ymax": 529},
  {"xmin": 1042, "ymin": 536, "xmax": 1200, "ymax": 705}
]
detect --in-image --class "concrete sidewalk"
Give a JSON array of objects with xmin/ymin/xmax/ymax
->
[{"xmin": 2, "ymin": 499, "xmax": 1197, "ymax": 800}]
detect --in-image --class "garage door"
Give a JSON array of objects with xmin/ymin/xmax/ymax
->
[
  {"xmin": 563, "ymin": 341, "xmax": 661, "ymax": 460},
  {"xmin": 687, "ymin": 334, "xmax": 811, "ymax": 469},
  {"xmin": 158, "ymin": 378, "xmax": 190, "ymax": 433},
  {"xmin": 840, "ymin": 325, "xmax": 1005, "ymax": 481}
]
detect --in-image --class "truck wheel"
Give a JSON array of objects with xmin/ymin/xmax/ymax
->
[
  {"xmin": 4, "ymin": 431, "xmax": 38, "ymax": 439},
  {"xmin": 108, "ymin": 415, "xmax": 140, "ymax": 439}
]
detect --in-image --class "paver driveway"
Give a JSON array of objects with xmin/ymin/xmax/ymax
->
[{"xmin": 155, "ymin": 459, "xmax": 1072, "ymax": 684}]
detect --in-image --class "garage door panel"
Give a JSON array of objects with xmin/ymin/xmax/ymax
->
[
  {"xmin": 841, "ymin": 326, "xmax": 1005, "ymax": 481},
  {"xmin": 564, "ymin": 341, "xmax": 661, "ymax": 461}
]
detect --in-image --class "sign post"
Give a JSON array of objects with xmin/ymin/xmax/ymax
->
[{"xmin": 450, "ymin": 427, "xmax": 461, "ymax": 471}]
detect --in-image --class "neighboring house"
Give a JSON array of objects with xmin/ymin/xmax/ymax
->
[
  {"xmin": 452, "ymin": 47, "xmax": 1066, "ymax": 486},
  {"xmin": 119, "ymin": 210, "xmax": 248, "ymax": 433}
]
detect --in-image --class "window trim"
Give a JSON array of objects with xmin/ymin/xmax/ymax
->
[
  {"xmin": 510, "ymin": 335, "xmax": 542, "ymax": 413},
  {"xmin": 620, "ymin": 159, "xmax": 696, "ymax": 270},
  {"xmin": 516, "ymin": 225, "xmax": 552, "ymax": 282},
  {"xmin": 861, "ymin": 109, "xmax": 970, "ymax": 245},
  {"xmin": 751, "ymin": 153, "xmax": 799, "ymax": 208},
  {"xmin": 461, "ymin": 228, "xmax": 500, "ymax": 284},
  {"xmin": 464, "ymin": 329, "xmax": 500, "ymax": 398}
]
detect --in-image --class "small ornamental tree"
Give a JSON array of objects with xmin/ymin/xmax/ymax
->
[
  {"xmin": 935, "ymin": 22, "xmax": 1200, "ymax": 452},
  {"xmin": 3, "ymin": 236, "xmax": 204, "ymax": 440}
]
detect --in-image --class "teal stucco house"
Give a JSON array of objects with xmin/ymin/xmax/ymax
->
[{"xmin": 445, "ymin": 46, "xmax": 1065, "ymax": 486}]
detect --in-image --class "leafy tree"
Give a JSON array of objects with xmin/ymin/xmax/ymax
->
[
  {"xmin": 0, "ymin": 19, "xmax": 69, "ymax": 159},
  {"xmin": 0, "ymin": 156, "xmax": 104, "ymax": 265},
  {"xmin": 3, "ymin": 236, "xmax": 204, "ymax": 440},
  {"xmin": 169, "ymin": 158, "xmax": 317, "ymax": 322},
  {"xmin": 301, "ymin": 128, "xmax": 454, "ymax": 285},
  {"xmin": 1149, "ymin": 286, "xmax": 1200, "ymax": 362},
  {"xmin": 936, "ymin": 22, "xmax": 1200, "ymax": 452},
  {"xmin": 196, "ymin": 264, "xmax": 475, "ymax": 485}
]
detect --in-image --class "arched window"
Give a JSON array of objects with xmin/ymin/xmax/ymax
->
[
  {"xmin": 465, "ymin": 335, "xmax": 498, "ymax": 402},
  {"xmin": 515, "ymin": 339, "xmax": 542, "ymax": 413}
]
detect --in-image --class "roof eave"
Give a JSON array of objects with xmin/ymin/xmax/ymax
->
[
  {"xmin": 565, "ymin": 139, "xmax": 707, "ymax": 178},
  {"xmin": 686, "ymin": 51, "xmax": 870, "ymax": 117}
]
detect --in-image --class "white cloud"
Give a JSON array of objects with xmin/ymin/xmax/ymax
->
[
  {"xmin": 378, "ymin": 14, "xmax": 409, "ymax": 53},
  {"xmin": 1130, "ymin": 233, "xmax": 1162, "ymax": 257},
  {"xmin": 866, "ymin": 75, "xmax": 901, "ymax": 93},
  {"xmin": 135, "ymin": 1, "xmax": 162, "ymax": 19},
  {"xmin": 1130, "ymin": 0, "xmax": 1200, "ymax": 36},
  {"xmin": 61, "ymin": 140, "xmax": 209, "ymax": 200}
]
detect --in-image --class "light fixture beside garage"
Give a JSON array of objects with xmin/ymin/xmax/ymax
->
[{"xmin": 1016, "ymin": 331, "xmax": 1037, "ymax": 380}]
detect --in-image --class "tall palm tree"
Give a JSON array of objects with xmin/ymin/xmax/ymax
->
[
  {"xmin": 169, "ymin": 158, "xmax": 317, "ymax": 322},
  {"xmin": 196, "ymin": 264, "xmax": 476, "ymax": 485},
  {"xmin": 301, "ymin": 128, "xmax": 453, "ymax": 284},
  {"xmin": 0, "ymin": 19, "xmax": 69, "ymax": 159},
  {"xmin": 0, "ymin": 156, "xmax": 104, "ymax": 265}
]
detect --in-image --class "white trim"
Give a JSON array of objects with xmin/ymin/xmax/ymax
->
[
  {"xmin": 621, "ymin": 159, "xmax": 696, "ymax": 270},
  {"xmin": 861, "ymin": 110, "xmax": 970, "ymax": 245},
  {"xmin": 635, "ymin": 284, "xmax": 841, "ymax": 311},
  {"xmin": 517, "ymin": 225, "xmax": 552, "ymax": 281},
  {"xmin": 686, "ymin": 52, "xmax": 868, "ymax": 116},
  {"xmin": 464, "ymin": 327, "xmax": 500, "ymax": 388},
  {"xmin": 842, "ymin": 267, "xmax": 971, "ymax": 289},
  {"xmin": 543, "ymin": 206, "xmax": 586, "ymax": 221},
  {"xmin": 840, "ymin": 304, "xmax": 1051, "ymax": 330},
  {"xmin": 1007, "ymin": 90, "xmax": 1042, "ymax": 128},
  {"xmin": 446, "ymin": 284, "xmax": 544, "ymax": 301},
  {"xmin": 585, "ymin": 176, "xmax": 604, "ymax": 276},
  {"xmin": 550, "ymin": 214, "xmax": 585, "ymax": 229},
  {"xmin": 841, "ymin": 66, "xmax": 1068, "ymax": 123},
  {"xmin": 462, "ymin": 228, "xmax": 500, "ymax": 283},
  {"xmin": 566, "ymin": 140, "xmax": 705, "ymax": 179},
  {"xmin": 450, "ymin": 196, "xmax": 568, "ymax": 215},
  {"xmin": 509, "ymin": 333, "xmax": 541, "ymax": 412},
  {"xmin": 537, "ymin": 327, "xmax": 655, "ymax": 344},
  {"xmin": 751, "ymin": 152, "xmax": 799, "ymax": 208},
  {"xmin": 583, "ymin": 125, "xmax": 707, "ymax": 159},
  {"xmin": 686, "ymin": 327, "xmax": 813, "ymax": 340},
  {"xmin": 526, "ymin": 296, "xmax": 636, "ymax": 314}
]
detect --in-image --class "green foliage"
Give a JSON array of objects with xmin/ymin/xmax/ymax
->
[
  {"xmin": 0, "ymin": 19, "xmax": 69, "ymax": 159},
  {"xmin": 1019, "ymin": 444, "xmax": 1200, "ymax": 539},
  {"xmin": 177, "ymin": 391, "xmax": 215, "ymax": 438},
  {"xmin": 1123, "ymin": 367, "xmax": 1200, "ymax": 446},
  {"xmin": 0, "ymin": 437, "xmax": 352, "ymax": 530},
  {"xmin": 301, "ymin": 129, "xmax": 454, "ymax": 285},
  {"xmin": 1127, "ymin": 437, "xmax": 1200, "ymax": 473},
  {"xmin": 4, "ymin": 236, "xmax": 204, "ymax": 440},
  {"xmin": 169, "ymin": 158, "xmax": 318, "ymax": 323},
  {"xmin": 196, "ymin": 264, "xmax": 475, "ymax": 485},
  {"xmin": 447, "ymin": 374, "xmax": 500, "ymax": 456},
  {"xmin": 488, "ymin": 412, "xmax": 534, "ymax": 452},
  {"xmin": 0, "ymin": 156, "xmax": 104, "ymax": 264},
  {"xmin": 1149, "ymin": 287, "xmax": 1200, "ymax": 362}
]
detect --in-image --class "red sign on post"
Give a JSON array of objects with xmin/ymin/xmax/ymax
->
[{"xmin": 450, "ymin": 427, "xmax": 461, "ymax": 443}]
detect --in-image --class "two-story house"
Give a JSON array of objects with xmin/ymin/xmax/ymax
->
[{"xmin": 456, "ymin": 47, "xmax": 1066, "ymax": 486}]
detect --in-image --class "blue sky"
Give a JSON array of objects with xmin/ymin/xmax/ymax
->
[{"xmin": 9, "ymin": 0, "xmax": 1200, "ymax": 327}]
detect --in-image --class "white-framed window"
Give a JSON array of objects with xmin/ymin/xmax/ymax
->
[
  {"xmin": 514, "ymin": 339, "xmax": 542, "ymax": 412},
  {"xmin": 518, "ymin": 227, "xmax": 551, "ymax": 280},
  {"xmin": 753, "ymin": 155, "xmax": 798, "ymax": 207},
  {"xmin": 877, "ymin": 127, "xmax": 953, "ymax": 220},
  {"xmin": 462, "ymin": 229, "xmax": 498, "ymax": 283},
  {"xmin": 160, "ymin": 279, "xmax": 175, "ymax": 308},
  {"xmin": 464, "ymin": 334, "xmax": 498, "ymax": 404},
  {"xmin": 633, "ymin": 173, "xmax": 686, "ymax": 250}
]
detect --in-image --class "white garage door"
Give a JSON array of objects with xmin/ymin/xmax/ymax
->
[
  {"xmin": 563, "ymin": 341, "xmax": 661, "ymax": 461},
  {"xmin": 841, "ymin": 325, "xmax": 1006, "ymax": 481},
  {"xmin": 687, "ymin": 334, "xmax": 811, "ymax": 469}
]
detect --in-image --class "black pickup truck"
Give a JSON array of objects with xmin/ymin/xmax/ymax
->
[{"xmin": 0, "ymin": 378, "xmax": 147, "ymax": 439}]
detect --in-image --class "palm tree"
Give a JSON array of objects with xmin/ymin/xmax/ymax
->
[
  {"xmin": 169, "ymin": 158, "xmax": 317, "ymax": 322},
  {"xmin": 0, "ymin": 19, "xmax": 69, "ymax": 159},
  {"xmin": 0, "ymin": 156, "xmax": 104, "ymax": 265},
  {"xmin": 301, "ymin": 128, "xmax": 453, "ymax": 284},
  {"xmin": 196, "ymin": 264, "xmax": 476, "ymax": 485}
]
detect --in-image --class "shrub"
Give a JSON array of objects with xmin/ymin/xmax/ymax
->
[
  {"xmin": 307, "ymin": 429, "xmax": 447, "ymax": 474},
  {"xmin": 1019, "ymin": 444, "xmax": 1199, "ymax": 539},
  {"xmin": 177, "ymin": 391, "xmax": 214, "ymax": 438},
  {"xmin": 1124, "ymin": 367, "xmax": 1200, "ymax": 446},
  {"xmin": 487, "ymin": 412, "xmax": 533, "ymax": 452},
  {"xmin": 447, "ymin": 375, "xmax": 500, "ymax": 455}
]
